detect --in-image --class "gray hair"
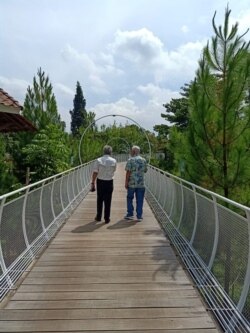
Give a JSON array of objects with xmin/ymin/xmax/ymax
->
[
  {"xmin": 131, "ymin": 145, "xmax": 140, "ymax": 155},
  {"xmin": 103, "ymin": 145, "xmax": 112, "ymax": 155}
]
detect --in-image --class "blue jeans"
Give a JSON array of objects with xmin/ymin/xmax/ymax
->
[{"xmin": 127, "ymin": 187, "xmax": 145, "ymax": 218}]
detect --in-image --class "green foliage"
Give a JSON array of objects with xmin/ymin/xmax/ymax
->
[
  {"xmin": 70, "ymin": 82, "xmax": 87, "ymax": 136},
  {"xmin": 162, "ymin": 96, "xmax": 189, "ymax": 131},
  {"xmin": 77, "ymin": 121, "xmax": 156, "ymax": 164},
  {"xmin": 23, "ymin": 68, "xmax": 63, "ymax": 130},
  {"xmin": 0, "ymin": 134, "xmax": 20, "ymax": 195},
  {"xmin": 22, "ymin": 125, "xmax": 70, "ymax": 181},
  {"xmin": 153, "ymin": 84, "xmax": 191, "ymax": 172},
  {"xmin": 188, "ymin": 6, "xmax": 250, "ymax": 201}
]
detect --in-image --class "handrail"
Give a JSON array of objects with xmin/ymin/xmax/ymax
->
[
  {"xmin": 149, "ymin": 164, "xmax": 249, "ymax": 212},
  {"xmin": 0, "ymin": 160, "xmax": 94, "ymax": 301},
  {"xmin": 145, "ymin": 164, "xmax": 250, "ymax": 332}
]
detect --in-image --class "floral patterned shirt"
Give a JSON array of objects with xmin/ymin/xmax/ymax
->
[{"xmin": 125, "ymin": 155, "xmax": 147, "ymax": 188}]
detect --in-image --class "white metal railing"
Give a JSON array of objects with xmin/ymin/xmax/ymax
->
[
  {"xmin": 145, "ymin": 164, "xmax": 250, "ymax": 332},
  {"xmin": 1, "ymin": 155, "xmax": 249, "ymax": 332},
  {"xmin": 0, "ymin": 160, "xmax": 94, "ymax": 301}
]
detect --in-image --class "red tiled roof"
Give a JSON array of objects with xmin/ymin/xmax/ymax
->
[
  {"xmin": 0, "ymin": 88, "xmax": 22, "ymax": 110},
  {"xmin": 0, "ymin": 88, "xmax": 36, "ymax": 132},
  {"xmin": 0, "ymin": 112, "xmax": 37, "ymax": 132}
]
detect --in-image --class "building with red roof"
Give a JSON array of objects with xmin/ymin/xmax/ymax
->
[{"xmin": 0, "ymin": 88, "xmax": 36, "ymax": 132}]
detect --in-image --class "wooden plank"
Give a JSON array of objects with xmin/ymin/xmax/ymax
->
[
  {"xmin": 21, "ymin": 275, "xmax": 190, "ymax": 284},
  {"xmin": 35, "ymin": 258, "xmax": 177, "ymax": 265},
  {"xmin": 32, "ymin": 262, "xmax": 182, "ymax": 272},
  {"xmin": 6, "ymin": 330, "xmax": 219, "ymax": 333},
  {"xmin": 0, "ymin": 307, "xmax": 209, "ymax": 320},
  {"xmin": 26, "ymin": 269, "xmax": 188, "ymax": 279},
  {"xmin": 6, "ymin": 298, "xmax": 205, "ymax": 310},
  {"xmin": 0, "ymin": 317, "xmax": 216, "ymax": 331},
  {"xmin": 11, "ymin": 289, "xmax": 198, "ymax": 301},
  {"xmin": 18, "ymin": 282, "xmax": 193, "ymax": 293}
]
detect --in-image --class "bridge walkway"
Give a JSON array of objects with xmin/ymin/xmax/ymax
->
[{"xmin": 0, "ymin": 163, "xmax": 221, "ymax": 332}]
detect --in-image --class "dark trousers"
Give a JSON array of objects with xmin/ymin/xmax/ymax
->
[{"xmin": 96, "ymin": 179, "xmax": 114, "ymax": 221}]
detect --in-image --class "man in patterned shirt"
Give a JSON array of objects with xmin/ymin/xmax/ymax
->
[
  {"xmin": 124, "ymin": 145, "xmax": 147, "ymax": 221},
  {"xmin": 91, "ymin": 145, "xmax": 117, "ymax": 223}
]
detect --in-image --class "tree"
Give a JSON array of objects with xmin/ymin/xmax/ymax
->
[
  {"xmin": 186, "ymin": 6, "xmax": 250, "ymax": 298},
  {"xmin": 70, "ymin": 82, "xmax": 87, "ymax": 136},
  {"xmin": 188, "ymin": 6, "xmax": 250, "ymax": 200},
  {"xmin": 162, "ymin": 86, "xmax": 190, "ymax": 131},
  {"xmin": 153, "ymin": 84, "xmax": 191, "ymax": 172},
  {"xmin": 0, "ymin": 134, "xmax": 19, "ymax": 195},
  {"xmin": 9, "ymin": 68, "xmax": 67, "ymax": 184},
  {"xmin": 154, "ymin": 83, "xmax": 191, "ymax": 137},
  {"xmin": 22, "ymin": 125, "xmax": 70, "ymax": 181},
  {"xmin": 22, "ymin": 68, "xmax": 63, "ymax": 130}
]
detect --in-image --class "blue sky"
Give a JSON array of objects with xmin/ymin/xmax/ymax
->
[{"xmin": 1, "ymin": 0, "xmax": 249, "ymax": 131}]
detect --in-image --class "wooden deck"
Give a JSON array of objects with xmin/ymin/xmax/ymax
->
[{"xmin": 0, "ymin": 163, "xmax": 222, "ymax": 332}]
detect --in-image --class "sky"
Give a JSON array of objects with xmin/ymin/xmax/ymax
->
[{"xmin": 1, "ymin": 0, "xmax": 250, "ymax": 132}]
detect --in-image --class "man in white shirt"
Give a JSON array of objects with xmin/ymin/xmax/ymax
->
[{"xmin": 91, "ymin": 145, "xmax": 117, "ymax": 223}]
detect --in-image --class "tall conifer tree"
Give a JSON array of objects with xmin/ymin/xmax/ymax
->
[
  {"xmin": 70, "ymin": 82, "xmax": 87, "ymax": 136},
  {"xmin": 188, "ymin": 6, "xmax": 250, "ymax": 199},
  {"xmin": 23, "ymin": 68, "xmax": 63, "ymax": 130}
]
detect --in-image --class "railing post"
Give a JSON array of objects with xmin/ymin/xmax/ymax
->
[
  {"xmin": 50, "ymin": 178, "xmax": 56, "ymax": 221},
  {"xmin": 177, "ymin": 180, "xmax": 184, "ymax": 230},
  {"xmin": 162, "ymin": 175, "xmax": 168, "ymax": 212},
  {"xmin": 208, "ymin": 195, "xmax": 219, "ymax": 270},
  {"xmin": 22, "ymin": 188, "xmax": 33, "ymax": 256},
  {"xmin": 71, "ymin": 170, "xmax": 76, "ymax": 199},
  {"xmin": 59, "ymin": 175, "xmax": 65, "ymax": 211},
  {"xmin": 237, "ymin": 209, "xmax": 250, "ymax": 313},
  {"xmin": 168, "ymin": 176, "xmax": 176, "ymax": 219},
  {"xmin": 0, "ymin": 197, "xmax": 7, "ymax": 274},
  {"xmin": 79, "ymin": 165, "xmax": 84, "ymax": 192},
  {"xmin": 0, "ymin": 197, "xmax": 14, "ymax": 290},
  {"xmin": 190, "ymin": 185, "xmax": 198, "ymax": 245},
  {"xmin": 39, "ymin": 180, "xmax": 49, "ymax": 240},
  {"xmin": 66, "ymin": 172, "xmax": 70, "ymax": 206},
  {"xmin": 75, "ymin": 167, "xmax": 80, "ymax": 195},
  {"xmin": 156, "ymin": 170, "xmax": 161, "ymax": 202}
]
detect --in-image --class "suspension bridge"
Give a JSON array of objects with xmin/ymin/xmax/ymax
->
[{"xmin": 0, "ymin": 157, "xmax": 249, "ymax": 332}]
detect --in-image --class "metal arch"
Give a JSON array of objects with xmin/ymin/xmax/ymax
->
[
  {"xmin": 78, "ymin": 114, "xmax": 152, "ymax": 165},
  {"xmin": 107, "ymin": 137, "xmax": 131, "ymax": 153}
]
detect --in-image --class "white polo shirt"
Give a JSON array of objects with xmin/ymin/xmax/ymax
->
[{"xmin": 93, "ymin": 155, "xmax": 117, "ymax": 180}]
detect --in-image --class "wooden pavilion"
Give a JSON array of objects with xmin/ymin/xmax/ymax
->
[{"xmin": 0, "ymin": 88, "xmax": 36, "ymax": 133}]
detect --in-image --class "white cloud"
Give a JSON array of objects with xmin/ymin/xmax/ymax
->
[
  {"xmin": 55, "ymin": 83, "xmax": 74, "ymax": 96},
  {"xmin": 90, "ymin": 84, "xmax": 181, "ymax": 132},
  {"xmin": 111, "ymin": 28, "xmax": 164, "ymax": 63},
  {"xmin": 92, "ymin": 97, "xmax": 140, "ymax": 118},
  {"xmin": 61, "ymin": 44, "xmax": 99, "ymax": 74},
  {"xmin": 181, "ymin": 25, "xmax": 189, "ymax": 33},
  {"xmin": 137, "ymin": 83, "xmax": 180, "ymax": 102},
  {"xmin": 0, "ymin": 76, "xmax": 30, "ymax": 104},
  {"xmin": 89, "ymin": 74, "xmax": 110, "ymax": 95},
  {"xmin": 109, "ymin": 28, "xmax": 205, "ymax": 84},
  {"xmin": 233, "ymin": 9, "xmax": 250, "ymax": 38}
]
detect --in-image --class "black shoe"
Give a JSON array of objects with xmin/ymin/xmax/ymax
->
[
  {"xmin": 105, "ymin": 219, "xmax": 110, "ymax": 224},
  {"xmin": 95, "ymin": 216, "xmax": 101, "ymax": 222}
]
